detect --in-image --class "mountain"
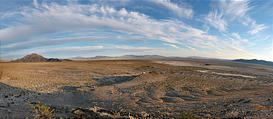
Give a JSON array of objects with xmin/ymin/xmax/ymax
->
[
  {"xmin": 233, "ymin": 59, "xmax": 273, "ymax": 67},
  {"xmin": 70, "ymin": 55, "xmax": 166, "ymax": 59},
  {"xmin": 120, "ymin": 55, "xmax": 166, "ymax": 58},
  {"xmin": 12, "ymin": 53, "xmax": 68, "ymax": 62},
  {"xmin": 186, "ymin": 56, "xmax": 225, "ymax": 60},
  {"xmin": 90, "ymin": 56, "xmax": 112, "ymax": 59},
  {"xmin": 70, "ymin": 56, "xmax": 110, "ymax": 59},
  {"xmin": 13, "ymin": 53, "xmax": 48, "ymax": 62},
  {"xmin": 187, "ymin": 56, "xmax": 209, "ymax": 59},
  {"xmin": 70, "ymin": 56, "xmax": 89, "ymax": 59}
]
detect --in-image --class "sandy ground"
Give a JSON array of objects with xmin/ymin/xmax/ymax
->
[{"xmin": 0, "ymin": 58, "xmax": 272, "ymax": 118}]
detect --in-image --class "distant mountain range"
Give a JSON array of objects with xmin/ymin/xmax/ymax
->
[
  {"xmin": 0, "ymin": 59, "xmax": 10, "ymax": 62},
  {"xmin": 12, "ymin": 53, "xmax": 70, "ymax": 62},
  {"xmin": 71, "ymin": 55, "xmax": 166, "ymax": 59},
  {"xmin": 120, "ymin": 55, "xmax": 166, "ymax": 58},
  {"xmin": 70, "ymin": 55, "xmax": 226, "ymax": 59},
  {"xmin": 5, "ymin": 54, "xmax": 273, "ymax": 67},
  {"xmin": 70, "ymin": 55, "xmax": 273, "ymax": 67},
  {"xmin": 233, "ymin": 59, "xmax": 273, "ymax": 67}
]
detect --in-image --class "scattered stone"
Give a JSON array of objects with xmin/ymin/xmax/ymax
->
[
  {"xmin": 97, "ymin": 109, "xmax": 115, "ymax": 115},
  {"xmin": 72, "ymin": 108, "xmax": 84, "ymax": 115},
  {"xmin": 140, "ymin": 111, "xmax": 149, "ymax": 117},
  {"xmin": 238, "ymin": 98, "xmax": 251, "ymax": 103},
  {"xmin": 225, "ymin": 111, "xmax": 239, "ymax": 118}
]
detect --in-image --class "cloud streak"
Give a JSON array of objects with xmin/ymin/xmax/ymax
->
[
  {"xmin": 205, "ymin": 10, "xmax": 227, "ymax": 32},
  {"xmin": 47, "ymin": 46, "xmax": 104, "ymax": 52},
  {"xmin": 114, "ymin": 45, "xmax": 159, "ymax": 50},
  {"xmin": 248, "ymin": 23, "xmax": 267, "ymax": 35},
  {"xmin": 152, "ymin": 0, "xmax": 193, "ymax": 19},
  {"xmin": 206, "ymin": 0, "xmax": 267, "ymax": 35},
  {"xmin": 163, "ymin": 43, "xmax": 178, "ymax": 49}
]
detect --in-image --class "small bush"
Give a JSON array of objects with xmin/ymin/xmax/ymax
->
[
  {"xmin": 181, "ymin": 111, "xmax": 200, "ymax": 119},
  {"xmin": 141, "ymin": 65, "xmax": 154, "ymax": 69},
  {"xmin": 28, "ymin": 101, "xmax": 54, "ymax": 118}
]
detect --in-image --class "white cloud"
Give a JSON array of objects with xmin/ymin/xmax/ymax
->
[
  {"xmin": 205, "ymin": 10, "xmax": 227, "ymax": 31},
  {"xmin": 207, "ymin": 0, "xmax": 267, "ymax": 35},
  {"xmin": 115, "ymin": 45, "xmax": 158, "ymax": 50},
  {"xmin": 163, "ymin": 43, "xmax": 178, "ymax": 48},
  {"xmin": 2, "ymin": 46, "xmax": 104, "ymax": 58},
  {"xmin": 33, "ymin": 0, "xmax": 39, "ymax": 8},
  {"xmin": 205, "ymin": 0, "xmax": 251, "ymax": 32},
  {"xmin": 232, "ymin": 33, "xmax": 248, "ymax": 42},
  {"xmin": 47, "ymin": 46, "xmax": 104, "ymax": 52},
  {"xmin": 271, "ymin": 41, "xmax": 273, "ymax": 61},
  {"xmin": 263, "ymin": 35, "xmax": 271, "ymax": 41},
  {"xmin": 159, "ymin": 37, "xmax": 179, "ymax": 44},
  {"xmin": 248, "ymin": 23, "xmax": 267, "ymax": 35},
  {"xmin": 152, "ymin": 0, "xmax": 193, "ymax": 18},
  {"xmin": 2, "ymin": 35, "xmax": 108, "ymax": 51},
  {"xmin": 219, "ymin": 0, "xmax": 252, "ymax": 20}
]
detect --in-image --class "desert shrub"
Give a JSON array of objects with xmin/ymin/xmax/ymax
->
[
  {"xmin": 28, "ymin": 101, "xmax": 54, "ymax": 118},
  {"xmin": 180, "ymin": 111, "xmax": 200, "ymax": 119},
  {"xmin": 141, "ymin": 65, "xmax": 154, "ymax": 69},
  {"xmin": 204, "ymin": 64, "xmax": 210, "ymax": 66}
]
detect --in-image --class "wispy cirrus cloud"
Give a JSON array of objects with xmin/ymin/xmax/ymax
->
[
  {"xmin": 2, "ymin": 45, "xmax": 104, "ymax": 58},
  {"xmin": 152, "ymin": 0, "xmax": 193, "ymax": 19},
  {"xmin": 248, "ymin": 23, "xmax": 267, "ymax": 35},
  {"xmin": 115, "ymin": 45, "xmax": 159, "ymax": 50},
  {"xmin": 205, "ymin": 10, "xmax": 227, "ymax": 32},
  {"xmin": 206, "ymin": 0, "xmax": 267, "ymax": 35},
  {"xmin": 231, "ymin": 33, "xmax": 248, "ymax": 42},
  {"xmin": 2, "ymin": 35, "xmax": 108, "ymax": 52},
  {"xmin": 47, "ymin": 46, "xmax": 104, "ymax": 52},
  {"xmin": 263, "ymin": 35, "xmax": 271, "ymax": 41},
  {"xmin": 219, "ymin": 0, "xmax": 252, "ymax": 20}
]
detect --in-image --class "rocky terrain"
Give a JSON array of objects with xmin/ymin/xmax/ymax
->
[{"xmin": 0, "ymin": 58, "xmax": 272, "ymax": 118}]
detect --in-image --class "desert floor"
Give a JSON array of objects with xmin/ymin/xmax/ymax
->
[{"xmin": 0, "ymin": 58, "xmax": 272, "ymax": 118}]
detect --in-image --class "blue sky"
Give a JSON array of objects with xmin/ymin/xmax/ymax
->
[{"xmin": 0, "ymin": 0, "xmax": 272, "ymax": 61}]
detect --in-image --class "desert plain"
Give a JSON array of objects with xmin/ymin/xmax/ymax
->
[{"xmin": 0, "ymin": 58, "xmax": 272, "ymax": 118}]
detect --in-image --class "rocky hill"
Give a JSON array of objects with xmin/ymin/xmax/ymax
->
[
  {"xmin": 13, "ymin": 53, "xmax": 48, "ymax": 62},
  {"xmin": 12, "ymin": 53, "xmax": 67, "ymax": 62}
]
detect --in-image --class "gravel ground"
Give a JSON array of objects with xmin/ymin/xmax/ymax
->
[{"xmin": 0, "ymin": 59, "xmax": 272, "ymax": 118}]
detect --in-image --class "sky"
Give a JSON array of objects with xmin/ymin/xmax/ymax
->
[{"xmin": 0, "ymin": 0, "xmax": 272, "ymax": 61}]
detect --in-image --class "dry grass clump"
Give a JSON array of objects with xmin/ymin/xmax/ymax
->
[
  {"xmin": 28, "ymin": 101, "xmax": 54, "ymax": 118},
  {"xmin": 180, "ymin": 111, "xmax": 200, "ymax": 119}
]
